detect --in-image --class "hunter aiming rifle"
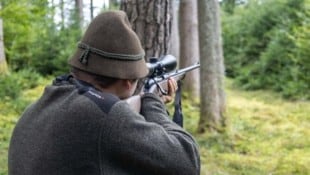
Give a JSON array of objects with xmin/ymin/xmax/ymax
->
[{"xmin": 126, "ymin": 55, "xmax": 200, "ymax": 127}]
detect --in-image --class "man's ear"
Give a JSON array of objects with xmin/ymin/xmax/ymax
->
[{"xmin": 123, "ymin": 79, "xmax": 132, "ymax": 90}]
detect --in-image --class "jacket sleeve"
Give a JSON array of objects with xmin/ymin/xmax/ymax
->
[{"xmin": 100, "ymin": 93, "xmax": 200, "ymax": 175}]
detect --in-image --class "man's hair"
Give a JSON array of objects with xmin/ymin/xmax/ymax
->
[{"xmin": 70, "ymin": 67, "xmax": 119, "ymax": 88}]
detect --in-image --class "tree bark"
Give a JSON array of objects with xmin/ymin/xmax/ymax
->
[
  {"xmin": 197, "ymin": 0, "xmax": 226, "ymax": 133},
  {"xmin": 179, "ymin": 0, "xmax": 200, "ymax": 98},
  {"xmin": 0, "ymin": 18, "xmax": 8, "ymax": 74},
  {"xmin": 75, "ymin": 0, "xmax": 84, "ymax": 29},
  {"xmin": 215, "ymin": 0, "xmax": 226, "ymax": 126},
  {"xmin": 60, "ymin": 0, "xmax": 65, "ymax": 29},
  {"xmin": 168, "ymin": 0, "xmax": 180, "ymax": 60},
  {"xmin": 121, "ymin": 0, "xmax": 172, "ymax": 94},
  {"xmin": 120, "ymin": 0, "xmax": 172, "ymax": 59},
  {"xmin": 90, "ymin": 0, "xmax": 94, "ymax": 20}
]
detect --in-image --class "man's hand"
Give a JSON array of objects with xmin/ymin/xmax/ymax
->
[
  {"xmin": 160, "ymin": 78, "xmax": 178, "ymax": 104},
  {"xmin": 126, "ymin": 78, "xmax": 178, "ymax": 112}
]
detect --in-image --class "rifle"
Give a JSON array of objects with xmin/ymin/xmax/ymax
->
[{"xmin": 126, "ymin": 55, "xmax": 200, "ymax": 116}]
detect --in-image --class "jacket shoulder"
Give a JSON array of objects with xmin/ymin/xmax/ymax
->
[{"xmin": 84, "ymin": 89, "xmax": 119, "ymax": 113}]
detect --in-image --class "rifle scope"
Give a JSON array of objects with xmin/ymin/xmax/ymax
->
[{"xmin": 146, "ymin": 55, "xmax": 177, "ymax": 78}]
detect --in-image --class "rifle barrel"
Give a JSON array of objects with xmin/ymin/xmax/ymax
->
[{"xmin": 173, "ymin": 63, "xmax": 200, "ymax": 75}]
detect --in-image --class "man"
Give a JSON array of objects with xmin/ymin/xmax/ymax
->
[{"xmin": 8, "ymin": 10, "xmax": 200, "ymax": 175}]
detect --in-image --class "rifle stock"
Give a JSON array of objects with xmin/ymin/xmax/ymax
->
[{"xmin": 125, "ymin": 95, "xmax": 141, "ymax": 113}]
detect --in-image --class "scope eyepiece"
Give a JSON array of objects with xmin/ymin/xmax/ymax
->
[{"xmin": 146, "ymin": 55, "xmax": 177, "ymax": 78}]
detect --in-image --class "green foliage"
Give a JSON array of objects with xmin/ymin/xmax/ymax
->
[
  {"xmin": 29, "ymin": 4, "xmax": 82, "ymax": 75},
  {"xmin": 30, "ymin": 22, "xmax": 81, "ymax": 75},
  {"xmin": 221, "ymin": 0, "xmax": 237, "ymax": 14},
  {"xmin": 0, "ymin": 69, "xmax": 42, "ymax": 114},
  {"xmin": 222, "ymin": 0, "xmax": 310, "ymax": 100},
  {"xmin": 0, "ymin": 0, "xmax": 81, "ymax": 76},
  {"xmin": 0, "ymin": 0, "xmax": 48, "ymax": 70},
  {"xmin": 106, "ymin": 0, "xmax": 121, "ymax": 10}
]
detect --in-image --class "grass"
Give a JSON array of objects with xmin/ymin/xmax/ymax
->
[
  {"xmin": 0, "ymin": 78, "xmax": 309, "ymax": 175},
  {"xmin": 181, "ymin": 80, "xmax": 310, "ymax": 175}
]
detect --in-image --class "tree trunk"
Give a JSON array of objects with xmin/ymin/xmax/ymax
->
[
  {"xmin": 179, "ymin": 0, "xmax": 200, "ymax": 98},
  {"xmin": 120, "ymin": 0, "xmax": 172, "ymax": 59},
  {"xmin": 197, "ymin": 0, "xmax": 226, "ymax": 133},
  {"xmin": 121, "ymin": 0, "xmax": 172, "ymax": 94},
  {"xmin": 0, "ymin": 18, "xmax": 8, "ymax": 74},
  {"xmin": 215, "ymin": 0, "xmax": 226, "ymax": 126},
  {"xmin": 168, "ymin": 0, "xmax": 180, "ymax": 60},
  {"xmin": 90, "ymin": 0, "xmax": 94, "ymax": 20},
  {"xmin": 75, "ymin": 0, "xmax": 84, "ymax": 29},
  {"xmin": 60, "ymin": 0, "xmax": 65, "ymax": 29}
]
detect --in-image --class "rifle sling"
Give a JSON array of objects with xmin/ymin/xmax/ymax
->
[{"xmin": 172, "ymin": 81, "xmax": 183, "ymax": 127}]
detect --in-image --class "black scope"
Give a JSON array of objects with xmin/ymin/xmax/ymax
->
[{"xmin": 146, "ymin": 55, "xmax": 177, "ymax": 78}]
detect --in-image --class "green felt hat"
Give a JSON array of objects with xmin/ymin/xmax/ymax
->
[{"xmin": 68, "ymin": 10, "xmax": 148, "ymax": 79}]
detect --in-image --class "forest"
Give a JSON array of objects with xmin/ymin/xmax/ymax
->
[{"xmin": 0, "ymin": 0, "xmax": 309, "ymax": 174}]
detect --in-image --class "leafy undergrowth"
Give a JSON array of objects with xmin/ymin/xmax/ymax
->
[
  {"xmin": 179, "ymin": 79, "xmax": 310, "ymax": 175},
  {"xmin": 0, "ymin": 78, "xmax": 50, "ymax": 175},
  {"xmin": 0, "ymin": 78, "xmax": 309, "ymax": 175}
]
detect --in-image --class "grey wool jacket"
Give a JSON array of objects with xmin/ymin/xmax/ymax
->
[{"xmin": 8, "ymin": 75, "xmax": 200, "ymax": 175}]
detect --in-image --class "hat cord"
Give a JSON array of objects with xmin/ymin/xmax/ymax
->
[
  {"xmin": 79, "ymin": 44, "xmax": 90, "ymax": 65},
  {"xmin": 78, "ymin": 42, "xmax": 145, "ymax": 62}
]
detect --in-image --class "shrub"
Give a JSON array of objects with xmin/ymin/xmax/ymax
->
[
  {"xmin": 222, "ymin": 0, "xmax": 310, "ymax": 100},
  {"xmin": 1, "ymin": 0, "xmax": 81, "ymax": 76},
  {"xmin": 0, "ymin": 69, "xmax": 41, "ymax": 100}
]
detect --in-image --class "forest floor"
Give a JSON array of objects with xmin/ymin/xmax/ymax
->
[
  {"xmin": 181, "ymin": 79, "xmax": 309, "ymax": 175},
  {"xmin": 0, "ymin": 78, "xmax": 309, "ymax": 175}
]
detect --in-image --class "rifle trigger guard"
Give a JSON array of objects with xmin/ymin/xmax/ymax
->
[{"xmin": 153, "ymin": 78, "xmax": 168, "ymax": 96}]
